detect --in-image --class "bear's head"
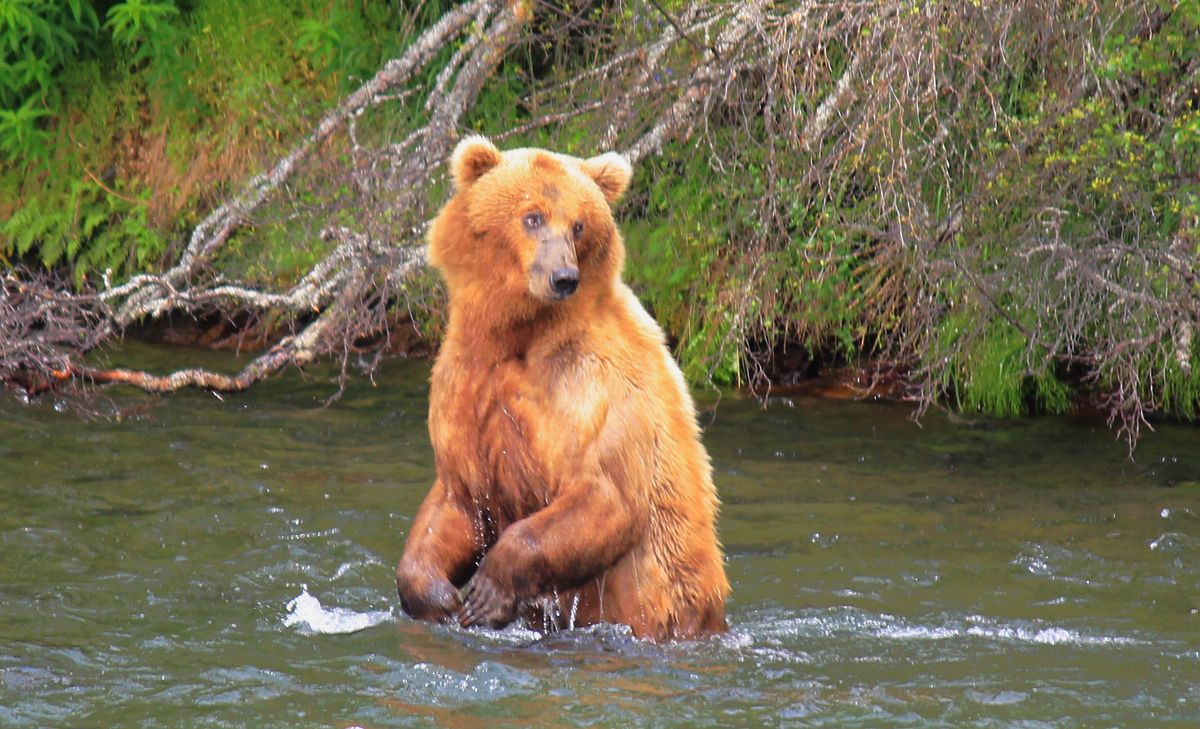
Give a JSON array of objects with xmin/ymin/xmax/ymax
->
[{"xmin": 428, "ymin": 136, "xmax": 632, "ymax": 314}]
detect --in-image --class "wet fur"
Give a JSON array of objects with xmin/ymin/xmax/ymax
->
[{"xmin": 396, "ymin": 137, "xmax": 729, "ymax": 640}]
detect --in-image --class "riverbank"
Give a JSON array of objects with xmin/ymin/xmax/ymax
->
[{"xmin": 2, "ymin": 1, "xmax": 1196, "ymax": 448}]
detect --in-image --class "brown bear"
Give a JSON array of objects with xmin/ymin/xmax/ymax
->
[{"xmin": 395, "ymin": 136, "xmax": 729, "ymax": 641}]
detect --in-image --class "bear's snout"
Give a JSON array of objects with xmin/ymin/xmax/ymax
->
[
  {"xmin": 529, "ymin": 233, "xmax": 579, "ymax": 302},
  {"xmin": 550, "ymin": 267, "xmax": 579, "ymax": 298}
]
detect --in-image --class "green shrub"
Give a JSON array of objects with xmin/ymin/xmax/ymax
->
[{"xmin": 1, "ymin": 0, "xmax": 434, "ymax": 287}]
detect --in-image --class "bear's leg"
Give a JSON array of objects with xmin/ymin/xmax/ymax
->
[
  {"xmin": 459, "ymin": 480, "xmax": 639, "ymax": 629},
  {"xmin": 396, "ymin": 479, "xmax": 479, "ymax": 624}
]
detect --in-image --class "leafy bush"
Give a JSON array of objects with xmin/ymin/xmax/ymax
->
[
  {"xmin": 1, "ymin": 0, "xmax": 429, "ymax": 287},
  {"xmin": 0, "ymin": 0, "xmax": 99, "ymax": 160},
  {"xmin": 103, "ymin": 0, "xmax": 179, "ymax": 63}
]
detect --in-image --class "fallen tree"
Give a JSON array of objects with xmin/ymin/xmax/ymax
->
[{"xmin": 2, "ymin": 0, "xmax": 1197, "ymax": 449}]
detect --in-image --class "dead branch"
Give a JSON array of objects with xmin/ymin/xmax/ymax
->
[
  {"xmin": 95, "ymin": 0, "xmax": 491, "ymax": 336},
  {"xmin": 626, "ymin": 0, "xmax": 770, "ymax": 163},
  {"xmin": 4, "ymin": 0, "xmax": 524, "ymax": 397}
]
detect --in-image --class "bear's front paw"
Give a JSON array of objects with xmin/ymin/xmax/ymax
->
[
  {"xmin": 397, "ymin": 570, "xmax": 463, "ymax": 624},
  {"xmin": 459, "ymin": 572, "xmax": 518, "ymax": 629}
]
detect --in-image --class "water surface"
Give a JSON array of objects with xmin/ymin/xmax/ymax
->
[{"xmin": 1, "ymin": 344, "xmax": 1198, "ymax": 727}]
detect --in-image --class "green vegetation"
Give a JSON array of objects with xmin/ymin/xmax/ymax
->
[
  {"xmin": 610, "ymin": 1, "xmax": 1200, "ymax": 438},
  {"xmin": 2, "ymin": 1, "xmax": 1197, "ymax": 436},
  {"xmin": 1, "ymin": 0, "xmax": 451, "ymax": 286}
]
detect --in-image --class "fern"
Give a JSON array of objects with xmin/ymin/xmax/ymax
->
[
  {"xmin": 1, "ymin": 193, "xmax": 69, "ymax": 261},
  {"xmin": 0, "ymin": 0, "xmax": 99, "ymax": 107},
  {"xmin": 104, "ymin": 0, "xmax": 179, "ymax": 65},
  {"xmin": 0, "ymin": 94, "xmax": 49, "ymax": 160}
]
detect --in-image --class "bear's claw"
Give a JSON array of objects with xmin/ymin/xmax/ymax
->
[{"xmin": 459, "ymin": 572, "xmax": 518, "ymax": 629}]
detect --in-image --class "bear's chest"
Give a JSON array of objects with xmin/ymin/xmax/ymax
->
[{"xmin": 429, "ymin": 356, "xmax": 557, "ymax": 525}]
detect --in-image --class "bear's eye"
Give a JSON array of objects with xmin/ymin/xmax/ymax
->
[
  {"xmin": 523, "ymin": 213, "xmax": 544, "ymax": 230},
  {"xmin": 571, "ymin": 221, "xmax": 584, "ymax": 238}
]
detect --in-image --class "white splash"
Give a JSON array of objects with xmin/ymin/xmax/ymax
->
[
  {"xmin": 752, "ymin": 608, "xmax": 1146, "ymax": 649},
  {"xmin": 283, "ymin": 587, "xmax": 392, "ymax": 635},
  {"xmin": 962, "ymin": 623, "xmax": 1140, "ymax": 646}
]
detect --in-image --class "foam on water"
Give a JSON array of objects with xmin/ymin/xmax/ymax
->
[
  {"xmin": 282, "ymin": 587, "xmax": 392, "ymax": 635},
  {"xmin": 961, "ymin": 619, "xmax": 1143, "ymax": 647},
  {"xmin": 746, "ymin": 607, "xmax": 1145, "ymax": 650}
]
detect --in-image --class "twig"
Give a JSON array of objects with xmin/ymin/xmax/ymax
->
[{"xmin": 646, "ymin": 0, "xmax": 719, "ymax": 61}]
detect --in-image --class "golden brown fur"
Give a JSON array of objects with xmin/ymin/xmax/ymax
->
[{"xmin": 395, "ymin": 136, "xmax": 729, "ymax": 640}]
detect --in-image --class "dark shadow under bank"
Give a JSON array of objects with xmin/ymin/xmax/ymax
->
[
  {"xmin": 125, "ymin": 313, "xmax": 902, "ymax": 399},
  {"xmin": 110, "ymin": 316, "xmax": 1200, "ymax": 452},
  {"xmin": 128, "ymin": 309, "xmax": 435, "ymax": 359}
]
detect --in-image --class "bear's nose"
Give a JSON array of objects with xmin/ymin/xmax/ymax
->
[{"xmin": 550, "ymin": 267, "xmax": 579, "ymax": 297}]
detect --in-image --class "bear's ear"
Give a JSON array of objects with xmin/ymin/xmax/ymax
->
[
  {"xmin": 581, "ymin": 152, "xmax": 633, "ymax": 204},
  {"xmin": 450, "ymin": 135, "xmax": 502, "ymax": 189}
]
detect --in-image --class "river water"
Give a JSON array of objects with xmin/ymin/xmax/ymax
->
[{"xmin": 1, "ymin": 344, "xmax": 1197, "ymax": 727}]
